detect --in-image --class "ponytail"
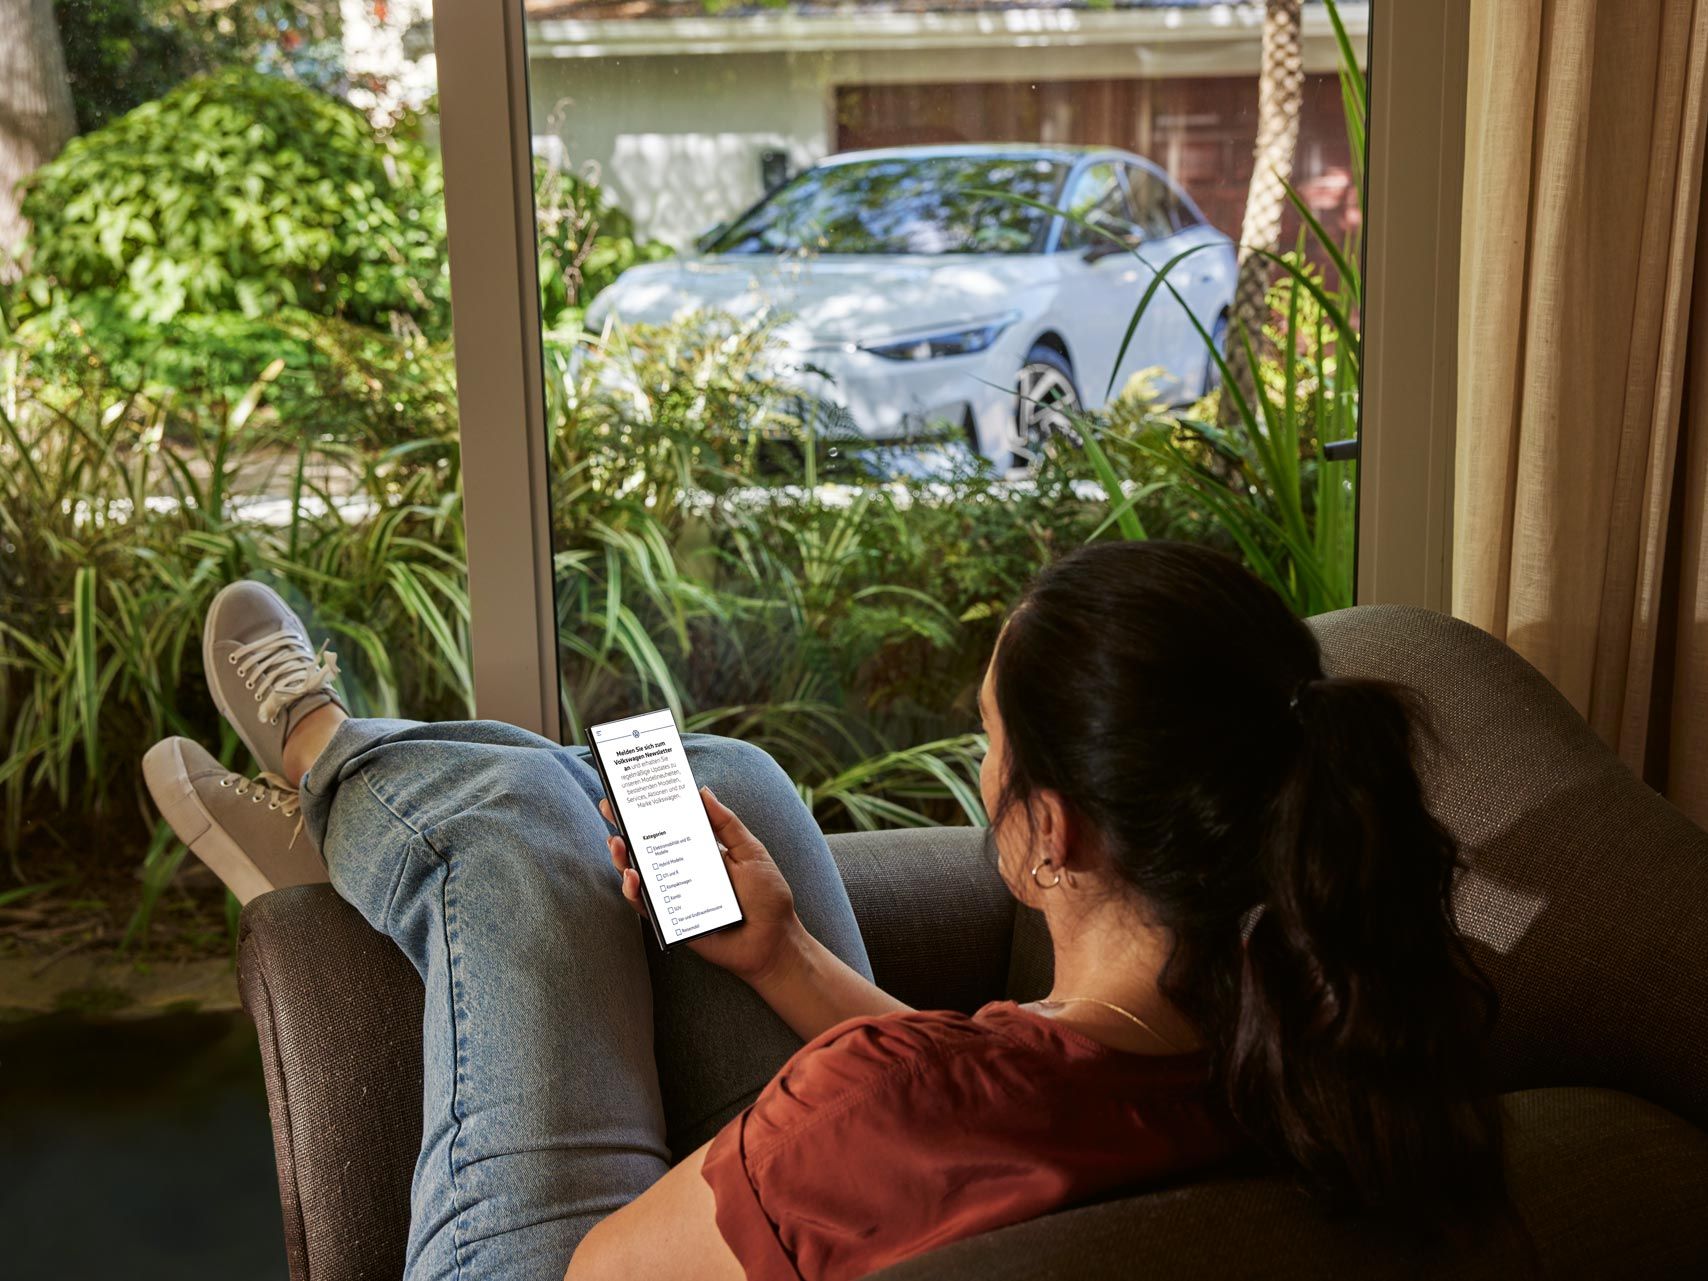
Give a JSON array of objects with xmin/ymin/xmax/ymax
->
[
  {"xmin": 1225, "ymin": 677, "xmax": 1506, "ymax": 1232},
  {"xmin": 990, "ymin": 541, "xmax": 1510, "ymax": 1241}
]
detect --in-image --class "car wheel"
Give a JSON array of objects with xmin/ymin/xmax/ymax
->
[
  {"xmin": 1202, "ymin": 310, "xmax": 1230, "ymax": 397},
  {"xmin": 1013, "ymin": 344, "xmax": 1082, "ymax": 467}
]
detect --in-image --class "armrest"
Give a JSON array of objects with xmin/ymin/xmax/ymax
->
[
  {"xmin": 239, "ymin": 884, "xmax": 421, "ymax": 1281},
  {"xmin": 826, "ymin": 826, "xmax": 1017, "ymax": 1013}
]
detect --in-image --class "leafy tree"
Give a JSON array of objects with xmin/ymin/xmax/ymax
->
[
  {"xmin": 53, "ymin": 0, "xmax": 349, "ymax": 132},
  {"xmin": 18, "ymin": 69, "xmax": 450, "ymax": 334},
  {"xmin": 52, "ymin": 0, "xmax": 198, "ymax": 134}
]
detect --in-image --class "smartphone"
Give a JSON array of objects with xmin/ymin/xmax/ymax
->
[{"xmin": 586, "ymin": 708, "xmax": 745, "ymax": 949}]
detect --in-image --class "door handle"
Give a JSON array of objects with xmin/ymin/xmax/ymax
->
[{"xmin": 1323, "ymin": 438, "xmax": 1359, "ymax": 462}]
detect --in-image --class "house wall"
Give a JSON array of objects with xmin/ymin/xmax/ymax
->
[
  {"xmin": 527, "ymin": 40, "xmax": 1358, "ymax": 251},
  {"xmin": 527, "ymin": 52, "xmax": 835, "ymax": 248}
]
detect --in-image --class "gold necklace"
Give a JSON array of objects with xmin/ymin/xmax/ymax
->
[{"xmin": 1034, "ymin": 996, "xmax": 1186, "ymax": 1053}]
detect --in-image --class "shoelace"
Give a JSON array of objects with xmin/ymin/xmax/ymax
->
[
  {"xmin": 229, "ymin": 628, "xmax": 341, "ymax": 728},
  {"xmin": 220, "ymin": 771, "xmax": 307, "ymax": 848}
]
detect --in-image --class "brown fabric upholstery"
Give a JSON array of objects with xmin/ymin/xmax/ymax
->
[
  {"xmin": 238, "ymin": 885, "xmax": 423, "ymax": 1281},
  {"xmin": 1005, "ymin": 905, "xmax": 1052, "ymax": 1003},
  {"xmin": 1311, "ymin": 605, "xmax": 1708, "ymax": 1132},
  {"xmin": 869, "ymin": 1087, "xmax": 1708, "ymax": 1280},
  {"xmin": 237, "ymin": 827, "xmax": 1020, "ymax": 1280},
  {"xmin": 237, "ymin": 605, "xmax": 1708, "ymax": 1279},
  {"xmin": 825, "ymin": 827, "xmax": 1014, "ymax": 1014}
]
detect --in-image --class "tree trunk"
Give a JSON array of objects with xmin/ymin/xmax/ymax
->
[
  {"xmin": 0, "ymin": 0, "xmax": 77, "ymax": 278},
  {"xmin": 1219, "ymin": 0, "xmax": 1304, "ymax": 427}
]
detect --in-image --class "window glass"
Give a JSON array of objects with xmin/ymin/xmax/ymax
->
[
  {"xmin": 1059, "ymin": 162, "xmax": 1139, "ymax": 250},
  {"xmin": 1167, "ymin": 188, "xmax": 1204, "ymax": 231},
  {"xmin": 3, "ymin": 3, "xmax": 462, "ymax": 961},
  {"xmin": 710, "ymin": 155, "xmax": 1068, "ymax": 256},
  {"xmin": 1125, "ymin": 164, "xmax": 1183, "ymax": 241},
  {"xmin": 518, "ymin": 0, "xmax": 1371, "ymax": 839}
]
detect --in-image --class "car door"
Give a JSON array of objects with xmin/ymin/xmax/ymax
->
[
  {"xmin": 1121, "ymin": 161, "xmax": 1206, "ymax": 402},
  {"xmin": 1052, "ymin": 161, "xmax": 1149, "ymax": 410}
]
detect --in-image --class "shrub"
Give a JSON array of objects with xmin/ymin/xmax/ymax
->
[
  {"xmin": 535, "ymin": 164, "xmax": 674, "ymax": 333},
  {"xmin": 17, "ymin": 69, "xmax": 450, "ymax": 333}
]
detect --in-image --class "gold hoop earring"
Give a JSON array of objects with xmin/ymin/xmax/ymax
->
[{"xmin": 1030, "ymin": 858, "xmax": 1062, "ymax": 889}]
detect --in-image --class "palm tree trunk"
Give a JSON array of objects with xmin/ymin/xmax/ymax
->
[
  {"xmin": 0, "ymin": 0, "xmax": 77, "ymax": 278},
  {"xmin": 1219, "ymin": 0, "xmax": 1304, "ymax": 427}
]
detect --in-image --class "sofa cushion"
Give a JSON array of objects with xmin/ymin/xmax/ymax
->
[
  {"xmin": 1310, "ymin": 606, "xmax": 1708, "ymax": 1134},
  {"xmin": 868, "ymin": 1088, "xmax": 1708, "ymax": 1279},
  {"xmin": 828, "ymin": 827, "xmax": 1015, "ymax": 1014}
]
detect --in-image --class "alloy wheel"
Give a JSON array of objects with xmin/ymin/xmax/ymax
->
[{"xmin": 1015, "ymin": 361, "xmax": 1082, "ymax": 448}]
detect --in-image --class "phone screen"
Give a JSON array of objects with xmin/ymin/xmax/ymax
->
[{"xmin": 587, "ymin": 709, "xmax": 744, "ymax": 948}]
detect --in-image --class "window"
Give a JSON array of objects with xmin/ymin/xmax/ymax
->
[
  {"xmin": 1059, "ymin": 163, "xmax": 1141, "ymax": 251},
  {"xmin": 513, "ymin": 0, "xmax": 1375, "ymax": 835},
  {"xmin": 709, "ymin": 155, "xmax": 1069, "ymax": 256},
  {"xmin": 2, "ymin": 2, "xmax": 462, "ymax": 955},
  {"xmin": 1125, "ymin": 164, "xmax": 1185, "ymax": 241}
]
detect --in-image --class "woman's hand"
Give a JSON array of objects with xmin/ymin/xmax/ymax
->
[{"xmin": 600, "ymin": 786, "xmax": 805, "ymax": 985}]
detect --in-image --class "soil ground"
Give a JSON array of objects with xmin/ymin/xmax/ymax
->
[{"xmin": 0, "ymin": 830, "xmax": 239, "ymax": 1019}]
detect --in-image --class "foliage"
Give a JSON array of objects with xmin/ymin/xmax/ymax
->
[
  {"xmin": 54, "ymin": 0, "xmax": 198, "ymax": 134},
  {"xmin": 1, "ymin": 1, "xmax": 1366, "ymax": 952},
  {"xmin": 12, "ymin": 295, "xmax": 458, "ymax": 450},
  {"xmin": 0, "ymin": 330, "xmax": 470, "ymax": 845},
  {"xmin": 1085, "ymin": 256, "xmax": 1358, "ymax": 615},
  {"xmin": 16, "ymin": 70, "xmax": 450, "ymax": 334},
  {"xmin": 535, "ymin": 163, "xmax": 674, "ymax": 334},
  {"xmin": 1, "ymin": 309, "xmax": 1168, "ymax": 941},
  {"xmin": 1064, "ymin": 0, "xmax": 1365, "ymax": 615},
  {"xmin": 544, "ymin": 313, "xmax": 1114, "ymax": 829},
  {"xmin": 53, "ymin": 0, "xmax": 349, "ymax": 133}
]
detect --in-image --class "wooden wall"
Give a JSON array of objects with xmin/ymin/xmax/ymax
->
[{"xmin": 835, "ymin": 74, "xmax": 1361, "ymax": 256}]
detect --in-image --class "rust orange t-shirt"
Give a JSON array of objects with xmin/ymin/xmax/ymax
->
[{"xmin": 700, "ymin": 1000, "xmax": 1243, "ymax": 1280}]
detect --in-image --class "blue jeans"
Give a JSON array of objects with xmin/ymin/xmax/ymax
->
[{"xmin": 298, "ymin": 718, "xmax": 874, "ymax": 1281}]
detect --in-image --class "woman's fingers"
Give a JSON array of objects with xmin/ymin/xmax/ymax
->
[
  {"xmin": 598, "ymin": 797, "xmax": 615, "ymax": 825},
  {"xmin": 700, "ymin": 787, "xmax": 763, "ymax": 860},
  {"xmin": 606, "ymin": 833, "xmax": 646, "ymax": 916}
]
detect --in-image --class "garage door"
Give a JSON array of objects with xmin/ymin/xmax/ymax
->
[{"xmin": 834, "ymin": 75, "xmax": 1357, "ymax": 254}]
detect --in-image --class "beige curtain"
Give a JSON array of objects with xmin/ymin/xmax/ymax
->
[{"xmin": 1454, "ymin": 0, "xmax": 1708, "ymax": 822}]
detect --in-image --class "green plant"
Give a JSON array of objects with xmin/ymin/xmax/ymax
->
[
  {"xmin": 16, "ymin": 69, "xmax": 449, "ymax": 333},
  {"xmin": 1056, "ymin": 0, "xmax": 1364, "ymax": 615},
  {"xmin": 4, "ymin": 309, "xmax": 1095, "ymax": 942},
  {"xmin": 54, "ymin": 0, "xmax": 199, "ymax": 133},
  {"xmin": 0, "ymin": 323, "xmax": 468, "ymax": 931},
  {"xmin": 1090, "ymin": 256, "xmax": 1358, "ymax": 615},
  {"xmin": 534, "ymin": 163, "xmax": 674, "ymax": 334},
  {"xmin": 545, "ymin": 313, "xmax": 1068, "ymax": 829}
]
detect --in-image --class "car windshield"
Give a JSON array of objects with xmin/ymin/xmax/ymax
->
[{"xmin": 706, "ymin": 155, "xmax": 1070, "ymax": 256}]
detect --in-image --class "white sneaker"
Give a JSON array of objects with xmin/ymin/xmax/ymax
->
[
  {"xmin": 203, "ymin": 581, "xmax": 345, "ymax": 778},
  {"xmin": 142, "ymin": 737, "xmax": 328, "ymax": 905}
]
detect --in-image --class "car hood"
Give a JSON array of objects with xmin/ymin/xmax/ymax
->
[{"xmin": 586, "ymin": 255, "xmax": 1048, "ymax": 346}]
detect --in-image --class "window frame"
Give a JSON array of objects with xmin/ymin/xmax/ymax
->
[{"xmin": 433, "ymin": 0, "xmax": 1470, "ymax": 732}]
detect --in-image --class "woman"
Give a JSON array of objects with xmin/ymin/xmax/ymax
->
[{"xmin": 142, "ymin": 541, "xmax": 1506, "ymax": 1281}]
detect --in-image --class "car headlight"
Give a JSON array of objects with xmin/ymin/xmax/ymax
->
[{"xmin": 860, "ymin": 312, "xmax": 1021, "ymax": 361}]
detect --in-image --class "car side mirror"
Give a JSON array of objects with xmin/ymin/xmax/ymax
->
[{"xmin": 1081, "ymin": 235, "xmax": 1137, "ymax": 263}]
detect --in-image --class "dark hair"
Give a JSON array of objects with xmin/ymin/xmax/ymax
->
[{"xmin": 990, "ymin": 541, "xmax": 1506, "ymax": 1236}]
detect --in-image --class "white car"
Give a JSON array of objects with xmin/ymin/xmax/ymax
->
[{"xmin": 584, "ymin": 145, "xmax": 1236, "ymax": 467}]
